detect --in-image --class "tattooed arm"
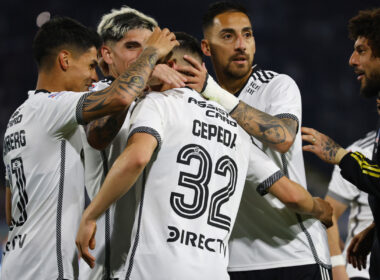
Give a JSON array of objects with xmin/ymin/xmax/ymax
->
[
  {"xmin": 301, "ymin": 127, "xmax": 347, "ymax": 164},
  {"xmin": 230, "ymin": 101, "xmax": 298, "ymax": 153},
  {"xmin": 85, "ymin": 108, "xmax": 129, "ymax": 150},
  {"xmin": 81, "ymin": 27, "xmax": 178, "ymax": 124}
]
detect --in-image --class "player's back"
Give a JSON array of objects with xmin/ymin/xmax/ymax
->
[
  {"xmin": 2, "ymin": 91, "xmax": 85, "ymax": 280},
  {"xmin": 118, "ymin": 88, "xmax": 280, "ymax": 280}
]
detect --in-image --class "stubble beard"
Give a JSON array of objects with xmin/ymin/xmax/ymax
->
[
  {"xmin": 361, "ymin": 70, "xmax": 380, "ymax": 98},
  {"xmin": 223, "ymin": 62, "xmax": 251, "ymax": 80}
]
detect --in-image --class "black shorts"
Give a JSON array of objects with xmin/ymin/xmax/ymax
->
[{"xmin": 229, "ymin": 264, "xmax": 332, "ymax": 280}]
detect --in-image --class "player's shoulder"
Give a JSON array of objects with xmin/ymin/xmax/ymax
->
[
  {"xmin": 144, "ymin": 87, "xmax": 194, "ymax": 102},
  {"xmin": 251, "ymin": 66, "xmax": 298, "ymax": 90},
  {"xmin": 346, "ymin": 130, "xmax": 376, "ymax": 152},
  {"xmin": 90, "ymin": 76, "xmax": 114, "ymax": 91}
]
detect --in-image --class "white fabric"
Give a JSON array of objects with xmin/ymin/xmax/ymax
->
[
  {"xmin": 228, "ymin": 67, "xmax": 331, "ymax": 271},
  {"xmin": 327, "ymin": 130, "xmax": 375, "ymax": 279},
  {"xmin": 1, "ymin": 90, "xmax": 87, "ymax": 280},
  {"xmin": 115, "ymin": 88, "xmax": 282, "ymax": 280},
  {"xmin": 79, "ymin": 78, "xmax": 137, "ymax": 280}
]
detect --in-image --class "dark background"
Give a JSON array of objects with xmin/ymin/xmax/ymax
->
[{"xmin": 0, "ymin": 0, "xmax": 379, "ymax": 258}]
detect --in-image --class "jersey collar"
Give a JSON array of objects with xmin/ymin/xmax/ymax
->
[{"xmin": 34, "ymin": 89, "xmax": 51, "ymax": 94}]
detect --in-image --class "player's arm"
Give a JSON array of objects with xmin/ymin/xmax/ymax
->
[
  {"xmin": 86, "ymin": 63, "xmax": 187, "ymax": 150},
  {"xmin": 347, "ymin": 222, "xmax": 375, "ymax": 270},
  {"xmin": 267, "ymin": 177, "xmax": 333, "ymax": 227},
  {"xmin": 200, "ymin": 75, "xmax": 297, "ymax": 153},
  {"xmin": 85, "ymin": 108, "xmax": 129, "ymax": 150},
  {"xmin": 325, "ymin": 196, "xmax": 349, "ymax": 279},
  {"xmin": 5, "ymin": 183, "xmax": 12, "ymax": 227},
  {"xmin": 76, "ymin": 132, "xmax": 157, "ymax": 268},
  {"xmin": 80, "ymin": 27, "xmax": 179, "ymax": 124},
  {"xmin": 302, "ymin": 127, "xmax": 380, "ymax": 199}
]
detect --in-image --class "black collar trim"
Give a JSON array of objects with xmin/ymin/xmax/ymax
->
[{"xmin": 34, "ymin": 89, "xmax": 51, "ymax": 94}]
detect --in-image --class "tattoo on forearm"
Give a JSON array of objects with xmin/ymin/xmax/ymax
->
[
  {"xmin": 321, "ymin": 137, "xmax": 341, "ymax": 162},
  {"xmin": 87, "ymin": 109, "xmax": 128, "ymax": 148},
  {"xmin": 82, "ymin": 47, "xmax": 158, "ymax": 115},
  {"xmin": 231, "ymin": 102, "xmax": 296, "ymax": 145}
]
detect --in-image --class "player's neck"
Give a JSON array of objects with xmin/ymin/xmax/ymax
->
[
  {"xmin": 216, "ymin": 70, "xmax": 251, "ymax": 95},
  {"xmin": 35, "ymin": 72, "xmax": 67, "ymax": 93}
]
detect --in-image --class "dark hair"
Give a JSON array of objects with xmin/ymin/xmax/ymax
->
[
  {"xmin": 348, "ymin": 8, "xmax": 380, "ymax": 57},
  {"xmin": 202, "ymin": 1, "xmax": 250, "ymax": 31},
  {"xmin": 173, "ymin": 32, "xmax": 203, "ymax": 60},
  {"xmin": 32, "ymin": 16, "xmax": 101, "ymax": 70}
]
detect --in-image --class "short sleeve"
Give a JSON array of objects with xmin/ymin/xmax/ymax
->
[
  {"xmin": 36, "ymin": 91, "xmax": 90, "ymax": 138},
  {"xmin": 128, "ymin": 94, "xmax": 165, "ymax": 147},
  {"xmin": 265, "ymin": 75, "xmax": 301, "ymax": 127},
  {"xmin": 245, "ymin": 142, "xmax": 284, "ymax": 195}
]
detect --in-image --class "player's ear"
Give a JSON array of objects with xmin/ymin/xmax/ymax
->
[
  {"xmin": 201, "ymin": 39, "xmax": 211, "ymax": 57},
  {"xmin": 101, "ymin": 45, "xmax": 113, "ymax": 64},
  {"xmin": 167, "ymin": 59, "xmax": 176, "ymax": 68},
  {"xmin": 58, "ymin": 50, "xmax": 70, "ymax": 71}
]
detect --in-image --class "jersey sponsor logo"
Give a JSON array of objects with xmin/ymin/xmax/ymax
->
[
  {"xmin": 3, "ymin": 130, "xmax": 26, "ymax": 157},
  {"xmin": 192, "ymin": 120, "xmax": 237, "ymax": 149},
  {"xmin": 47, "ymin": 91, "xmax": 69, "ymax": 99},
  {"xmin": 188, "ymin": 97, "xmax": 237, "ymax": 127},
  {"xmin": 167, "ymin": 226, "xmax": 227, "ymax": 256},
  {"xmin": 3, "ymin": 234, "xmax": 27, "ymax": 255}
]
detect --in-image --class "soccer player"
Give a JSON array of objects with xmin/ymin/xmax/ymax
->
[
  {"xmin": 325, "ymin": 131, "xmax": 374, "ymax": 280},
  {"xmin": 302, "ymin": 8, "xmax": 380, "ymax": 279},
  {"xmin": 76, "ymin": 32, "xmax": 332, "ymax": 280},
  {"xmin": 79, "ymin": 6, "xmax": 187, "ymax": 280},
  {"xmin": 1, "ymin": 16, "xmax": 178, "ymax": 280},
  {"xmin": 198, "ymin": 2, "xmax": 331, "ymax": 279}
]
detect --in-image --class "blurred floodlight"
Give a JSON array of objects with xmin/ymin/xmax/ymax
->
[{"xmin": 36, "ymin": 11, "xmax": 51, "ymax": 27}]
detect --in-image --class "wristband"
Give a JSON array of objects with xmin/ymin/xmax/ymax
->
[
  {"xmin": 331, "ymin": 254, "xmax": 345, "ymax": 267},
  {"xmin": 200, "ymin": 75, "xmax": 239, "ymax": 113}
]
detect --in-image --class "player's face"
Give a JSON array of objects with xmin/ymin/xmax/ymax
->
[
  {"xmin": 203, "ymin": 12, "xmax": 255, "ymax": 80},
  {"xmin": 349, "ymin": 36, "xmax": 380, "ymax": 98},
  {"xmin": 68, "ymin": 46, "xmax": 98, "ymax": 92},
  {"xmin": 108, "ymin": 28, "xmax": 152, "ymax": 77}
]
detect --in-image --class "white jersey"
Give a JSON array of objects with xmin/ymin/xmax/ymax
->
[
  {"xmin": 228, "ymin": 66, "xmax": 331, "ymax": 271},
  {"xmin": 79, "ymin": 78, "xmax": 137, "ymax": 280},
  {"xmin": 327, "ymin": 130, "xmax": 375, "ymax": 279},
  {"xmin": 1, "ymin": 89, "xmax": 88, "ymax": 280},
  {"xmin": 116, "ymin": 88, "xmax": 283, "ymax": 280}
]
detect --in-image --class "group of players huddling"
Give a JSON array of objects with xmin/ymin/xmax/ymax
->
[{"xmin": 3, "ymin": 2, "xmax": 380, "ymax": 280}]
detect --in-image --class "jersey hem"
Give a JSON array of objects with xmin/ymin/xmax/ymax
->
[{"xmin": 227, "ymin": 258, "xmax": 320, "ymax": 272}]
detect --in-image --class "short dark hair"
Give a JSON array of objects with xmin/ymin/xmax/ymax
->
[
  {"xmin": 202, "ymin": 1, "xmax": 250, "ymax": 31},
  {"xmin": 348, "ymin": 8, "xmax": 380, "ymax": 57},
  {"xmin": 32, "ymin": 16, "xmax": 101, "ymax": 70},
  {"xmin": 173, "ymin": 32, "xmax": 203, "ymax": 61}
]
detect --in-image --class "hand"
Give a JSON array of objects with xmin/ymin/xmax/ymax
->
[
  {"xmin": 347, "ymin": 223, "xmax": 375, "ymax": 270},
  {"xmin": 149, "ymin": 64, "xmax": 187, "ymax": 89},
  {"xmin": 145, "ymin": 27, "xmax": 179, "ymax": 60},
  {"xmin": 174, "ymin": 55, "xmax": 208, "ymax": 92},
  {"xmin": 301, "ymin": 127, "xmax": 347, "ymax": 165},
  {"xmin": 75, "ymin": 217, "xmax": 97, "ymax": 268},
  {"xmin": 312, "ymin": 197, "xmax": 333, "ymax": 228}
]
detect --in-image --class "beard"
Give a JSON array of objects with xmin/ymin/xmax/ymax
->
[
  {"xmin": 361, "ymin": 70, "xmax": 380, "ymax": 98},
  {"xmin": 223, "ymin": 58, "xmax": 252, "ymax": 79}
]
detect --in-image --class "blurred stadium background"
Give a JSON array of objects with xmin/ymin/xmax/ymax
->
[{"xmin": 0, "ymin": 0, "xmax": 379, "ymax": 267}]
